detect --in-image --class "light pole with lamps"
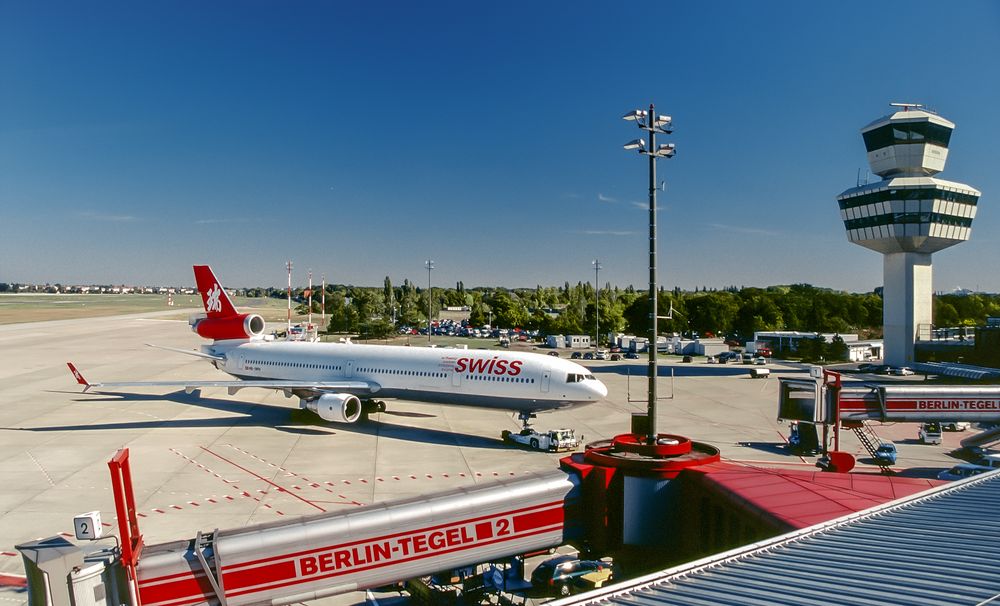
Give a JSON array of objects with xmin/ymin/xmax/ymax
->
[
  {"xmin": 593, "ymin": 259, "xmax": 602, "ymax": 349},
  {"xmin": 623, "ymin": 104, "xmax": 675, "ymax": 444},
  {"xmin": 425, "ymin": 259, "xmax": 434, "ymax": 344}
]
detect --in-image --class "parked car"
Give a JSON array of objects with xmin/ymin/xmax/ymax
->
[
  {"xmin": 937, "ymin": 463, "xmax": 994, "ymax": 481},
  {"xmin": 873, "ymin": 442, "xmax": 898, "ymax": 465},
  {"xmin": 681, "ymin": 355, "xmax": 693, "ymax": 363},
  {"xmin": 609, "ymin": 353, "xmax": 622, "ymax": 361},
  {"xmin": 624, "ymin": 352, "xmax": 640, "ymax": 359},
  {"xmin": 583, "ymin": 352, "xmax": 595, "ymax": 360},
  {"xmin": 547, "ymin": 351, "xmax": 560, "ymax": 357},
  {"xmin": 978, "ymin": 453, "xmax": 1000, "ymax": 469},
  {"xmin": 889, "ymin": 367, "xmax": 914, "ymax": 376},
  {"xmin": 943, "ymin": 421, "xmax": 971, "ymax": 431},
  {"xmin": 570, "ymin": 351, "xmax": 582, "ymax": 359},
  {"xmin": 529, "ymin": 555, "xmax": 616, "ymax": 597},
  {"xmin": 752, "ymin": 356, "xmax": 767, "ymax": 365},
  {"xmin": 595, "ymin": 350, "xmax": 608, "ymax": 360}
]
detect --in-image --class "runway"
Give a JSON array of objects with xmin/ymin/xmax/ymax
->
[{"xmin": 0, "ymin": 313, "xmax": 963, "ymax": 605}]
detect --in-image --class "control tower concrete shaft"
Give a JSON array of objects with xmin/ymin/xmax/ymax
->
[{"xmin": 837, "ymin": 105, "xmax": 981, "ymax": 366}]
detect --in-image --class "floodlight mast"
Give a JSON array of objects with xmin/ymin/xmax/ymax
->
[{"xmin": 622, "ymin": 103, "xmax": 675, "ymax": 444}]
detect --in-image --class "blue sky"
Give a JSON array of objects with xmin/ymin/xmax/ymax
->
[{"xmin": 2, "ymin": 1, "xmax": 998, "ymax": 292}]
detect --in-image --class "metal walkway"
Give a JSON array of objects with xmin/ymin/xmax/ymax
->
[{"xmin": 548, "ymin": 470, "xmax": 1000, "ymax": 606}]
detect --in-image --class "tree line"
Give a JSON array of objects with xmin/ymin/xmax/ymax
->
[{"xmin": 266, "ymin": 279, "xmax": 1000, "ymax": 342}]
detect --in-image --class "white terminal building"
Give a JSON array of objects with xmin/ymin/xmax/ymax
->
[{"xmin": 837, "ymin": 104, "xmax": 981, "ymax": 366}]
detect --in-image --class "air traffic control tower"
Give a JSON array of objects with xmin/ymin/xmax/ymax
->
[{"xmin": 837, "ymin": 104, "xmax": 981, "ymax": 366}]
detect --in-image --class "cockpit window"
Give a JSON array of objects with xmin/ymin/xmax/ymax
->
[{"xmin": 567, "ymin": 373, "xmax": 597, "ymax": 383}]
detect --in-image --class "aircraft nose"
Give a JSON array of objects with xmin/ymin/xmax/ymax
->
[{"xmin": 591, "ymin": 379, "xmax": 608, "ymax": 400}]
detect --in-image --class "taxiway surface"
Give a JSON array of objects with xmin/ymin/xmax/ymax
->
[{"xmin": 0, "ymin": 314, "xmax": 966, "ymax": 605}]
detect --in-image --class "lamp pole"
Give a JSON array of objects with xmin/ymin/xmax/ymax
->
[
  {"xmin": 622, "ymin": 104, "xmax": 675, "ymax": 444},
  {"xmin": 425, "ymin": 259, "xmax": 434, "ymax": 344},
  {"xmin": 593, "ymin": 259, "xmax": 602, "ymax": 349},
  {"xmin": 286, "ymin": 260, "xmax": 293, "ymax": 335}
]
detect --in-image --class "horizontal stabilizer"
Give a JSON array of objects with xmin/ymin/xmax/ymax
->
[{"xmin": 145, "ymin": 343, "xmax": 225, "ymax": 361}]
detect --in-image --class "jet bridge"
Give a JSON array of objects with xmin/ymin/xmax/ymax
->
[
  {"xmin": 779, "ymin": 372, "xmax": 1000, "ymax": 425},
  {"xmin": 18, "ymin": 450, "xmax": 581, "ymax": 606},
  {"xmin": 778, "ymin": 369, "xmax": 1000, "ymax": 472}
]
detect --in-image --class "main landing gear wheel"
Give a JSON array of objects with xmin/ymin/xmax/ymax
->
[{"xmin": 517, "ymin": 411, "xmax": 537, "ymax": 431}]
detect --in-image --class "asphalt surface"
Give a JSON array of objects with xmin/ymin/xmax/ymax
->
[{"xmin": 0, "ymin": 315, "xmax": 972, "ymax": 606}]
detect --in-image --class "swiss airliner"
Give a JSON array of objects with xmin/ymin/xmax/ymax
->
[{"xmin": 69, "ymin": 265, "xmax": 607, "ymax": 427}]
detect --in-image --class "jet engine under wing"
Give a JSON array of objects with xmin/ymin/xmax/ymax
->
[{"xmin": 68, "ymin": 363, "xmax": 376, "ymax": 395}]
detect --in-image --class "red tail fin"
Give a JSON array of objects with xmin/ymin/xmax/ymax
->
[
  {"xmin": 193, "ymin": 265, "xmax": 239, "ymax": 318},
  {"xmin": 67, "ymin": 362, "xmax": 92, "ymax": 392}
]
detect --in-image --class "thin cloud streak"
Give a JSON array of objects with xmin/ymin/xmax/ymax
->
[
  {"xmin": 708, "ymin": 223, "xmax": 782, "ymax": 237},
  {"xmin": 195, "ymin": 218, "xmax": 255, "ymax": 225},
  {"xmin": 597, "ymin": 193, "xmax": 618, "ymax": 203},
  {"xmin": 577, "ymin": 229, "xmax": 636, "ymax": 236},
  {"xmin": 77, "ymin": 211, "xmax": 140, "ymax": 223}
]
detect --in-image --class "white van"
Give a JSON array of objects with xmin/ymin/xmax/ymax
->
[{"xmin": 918, "ymin": 422, "xmax": 942, "ymax": 445}]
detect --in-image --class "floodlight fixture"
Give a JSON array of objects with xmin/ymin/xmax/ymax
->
[
  {"xmin": 654, "ymin": 115, "xmax": 672, "ymax": 127},
  {"xmin": 623, "ymin": 138, "xmax": 646, "ymax": 151},
  {"xmin": 655, "ymin": 143, "xmax": 676, "ymax": 157},
  {"xmin": 622, "ymin": 109, "xmax": 648, "ymax": 121}
]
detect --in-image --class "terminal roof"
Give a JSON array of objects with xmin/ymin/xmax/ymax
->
[{"xmin": 552, "ymin": 470, "xmax": 1000, "ymax": 606}]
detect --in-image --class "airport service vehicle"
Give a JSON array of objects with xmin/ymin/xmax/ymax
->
[
  {"xmin": 501, "ymin": 428, "xmax": 580, "ymax": 452},
  {"xmin": 529, "ymin": 555, "xmax": 615, "ymax": 597},
  {"xmin": 69, "ymin": 266, "xmax": 607, "ymax": 430},
  {"xmin": 919, "ymin": 422, "xmax": 942, "ymax": 445},
  {"xmin": 787, "ymin": 421, "xmax": 820, "ymax": 455},
  {"xmin": 753, "ymin": 356, "xmax": 767, "ymax": 365},
  {"xmin": 945, "ymin": 421, "xmax": 971, "ymax": 431},
  {"xmin": 889, "ymin": 366, "xmax": 915, "ymax": 376}
]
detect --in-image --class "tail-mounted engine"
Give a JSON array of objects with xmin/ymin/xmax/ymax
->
[
  {"xmin": 305, "ymin": 393, "xmax": 363, "ymax": 423},
  {"xmin": 189, "ymin": 313, "xmax": 266, "ymax": 341}
]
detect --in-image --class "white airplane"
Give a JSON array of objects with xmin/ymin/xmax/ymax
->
[{"xmin": 69, "ymin": 265, "xmax": 607, "ymax": 428}]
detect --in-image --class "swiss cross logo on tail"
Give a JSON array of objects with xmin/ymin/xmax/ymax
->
[{"xmin": 206, "ymin": 284, "xmax": 223, "ymax": 313}]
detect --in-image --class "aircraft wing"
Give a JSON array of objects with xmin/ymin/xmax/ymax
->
[{"xmin": 68, "ymin": 363, "xmax": 377, "ymax": 394}]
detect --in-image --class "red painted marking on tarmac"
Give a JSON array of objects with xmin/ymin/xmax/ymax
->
[
  {"xmin": 171, "ymin": 505, "xmax": 182, "ymax": 510},
  {"xmin": 0, "ymin": 573, "xmax": 27, "ymax": 588},
  {"xmin": 102, "ymin": 522, "xmax": 112, "ymax": 527},
  {"xmin": 199, "ymin": 446, "xmax": 326, "ymax": 512},
  {"xmin": 59, "ymin": 532, "xmax": 72, "ymax": 538},
  {"xmin": 137, "ymin": 513, "xmax": 147, "ymax": 518},
  {"xmin": 1, "ymin": 551, "xmax": 18, "ymax": 557},
  {"xmin": 207, "ymin": 499, "xmax": 217, "ymax": 504},
  {"xmin": 154, "ymin": 509, "xmax": 165, "ymax": 514}
]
